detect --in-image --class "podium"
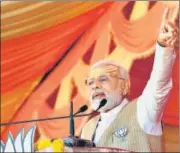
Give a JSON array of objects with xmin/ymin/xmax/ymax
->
[
  {"xmin": 37, "ymin": 146, "xmax": 133, "ymax": 152},
  {"xmin": 65, "ymin": 147, "xmax": 132, "ymax": 152},
  {"xmin": 35, "ymin": 137, "xmax": 133, "ymax": 152}
]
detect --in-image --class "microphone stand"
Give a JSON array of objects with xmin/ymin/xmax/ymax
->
[
  {"xmin": 64, "ymin": 101, "xmax": 95, "ymax": 147},
  {"xmin": 63, "ymin": 99, "xmax": 106, "ymax": 147},
  {"xmin": 69, "ymin": 101, "xmax": 74, "ymax": 137}
]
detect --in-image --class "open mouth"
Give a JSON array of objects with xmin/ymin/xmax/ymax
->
[{"xmin": 92, "ymin": 92, "xmax": 105, "ymax": 99}]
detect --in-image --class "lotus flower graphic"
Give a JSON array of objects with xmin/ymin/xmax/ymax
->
[{"xmin": 1, "ymin": 126, "xmax": 36, "ymax": 152}]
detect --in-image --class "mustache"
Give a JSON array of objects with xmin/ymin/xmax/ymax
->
[{"xmin": 90, "ymin": 89, "xmax": 106, "ymax": 100}]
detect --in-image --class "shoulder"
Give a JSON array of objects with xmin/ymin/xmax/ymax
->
[
  {"xmin": 115, "ymin": 98, "xmax": 139, "ymax": 120},
  {"xmin": 123, "ymin": 98, "xmax": 139, "ymax": 112}
]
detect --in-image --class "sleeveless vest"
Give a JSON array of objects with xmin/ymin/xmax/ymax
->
[{"xmin": 81, "ymin": 99, "xmax": 164, "ymax": 152}]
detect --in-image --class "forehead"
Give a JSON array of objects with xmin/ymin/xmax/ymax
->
[{"xmin": 88, "ymin": 64, "xmax": 119, "ymax": 78}]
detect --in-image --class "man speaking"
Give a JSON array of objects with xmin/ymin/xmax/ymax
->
[{"xmin": 81, "ymin": 7, "xmax": 178, "ymax": 152}]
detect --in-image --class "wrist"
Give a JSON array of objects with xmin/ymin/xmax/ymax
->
[{"xmin": 157, "ymin": 40, "xmax": 167, "ymax": 48}]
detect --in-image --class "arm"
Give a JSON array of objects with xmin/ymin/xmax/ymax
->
[
  {"xmin": 137, "ymin": 7, "xmax": 178, "ymax": 135},
  {"xmin": 137, "ymin": 43, "xmax": 176, "ymax": 135}
]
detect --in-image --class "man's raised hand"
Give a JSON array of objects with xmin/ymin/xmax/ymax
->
[{"xmin": 157, "ymin": 7, "xmax": 178, "ymax": 48}]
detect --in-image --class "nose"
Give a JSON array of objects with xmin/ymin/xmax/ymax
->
[{"xmin": 92, "ymin": 80, "xmax": 102, "ymax": 90}]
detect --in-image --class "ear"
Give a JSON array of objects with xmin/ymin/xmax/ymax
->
[
  {"xmin": 118, "ymin": 80, "xmax": 129, "ymax": 96},
  {"xmin": 123, "ymin": 80, "xmax": 130, "ymax": 96}
]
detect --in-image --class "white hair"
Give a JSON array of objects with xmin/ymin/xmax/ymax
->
[
  {"xmin": 91, "ymin": 60, "xmax": 129, "ymax": 81},
  {"xmin": 90, "ymin": 60, "xmax": 131, "ymax": 96}
]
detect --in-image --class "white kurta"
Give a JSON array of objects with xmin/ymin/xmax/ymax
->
[{"xmin": 93, "ymin": 43, "xmax": 176, "ymax": 143}]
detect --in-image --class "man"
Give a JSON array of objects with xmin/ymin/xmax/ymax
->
[{"xmin": 81, "ymin": 7, "xmax": 178, "ymax": 152}]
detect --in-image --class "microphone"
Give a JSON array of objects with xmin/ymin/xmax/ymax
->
[
  {"xmin": 70, "ymin": 104, "xmax": 88, "ymax": 137},
  {"xmin": 95, "ymin": 99, "xmax": 107, "ymax": 112},
  {"xmin": 66, "ymin": 102, "xmax": 95, "ymax": 147},
  {"xmin": 0, "ymin": 100, "xmax": 106, "ymax": 126},
  {"xmin": 74, "ymin": 105, "xmax": 88, "ymax": 116},
  {"xmin": 64, "ymin": 99, "xmax": 107, "ymax": 147},
  {"xmin": 0, "ymin": 105, "xmax": 89, "ymax": 126}
]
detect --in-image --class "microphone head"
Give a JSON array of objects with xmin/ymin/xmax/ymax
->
[
  {"xmin": 79, "ymin": 105, "xmax": 88, "ymax": 113},
  {"xmin": 96, "ymin": 99, "xmax": 107, "ymax": 111},
  {"xmin": 74, "ymin": 105, "xmax": 88, "ymax": 116},
  {"xmin": 100, "ymin": 99, "xmax": 107, "ymax": 107}
]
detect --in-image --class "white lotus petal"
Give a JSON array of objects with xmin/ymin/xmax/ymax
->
[
  {"xmin": 4, "ymin": 132, "xmax": 15, "ymax": 152},
  {"xmin": 119, "ymin": 130, "xmax": 123, "ymax": 135},
  {"xmin": 23, "ymin": 126, "xmax": 36, "ymax": 152},
  {"xmin": 1, "ymin": 140, "xmax": 5, "ymax": 153},
  {"xmin": 14, "ymin": 129, "xmax": 24, "ymax": 152}
]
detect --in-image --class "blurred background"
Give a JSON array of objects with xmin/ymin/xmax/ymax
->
[{"xmin": 1, "ymin": 1, "xmax": 179, "ymax": 152}]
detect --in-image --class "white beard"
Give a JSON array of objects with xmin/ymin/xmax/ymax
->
[{"xmin": 89, "ymin": 89, "xmax": 123, "ymax": 112}]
